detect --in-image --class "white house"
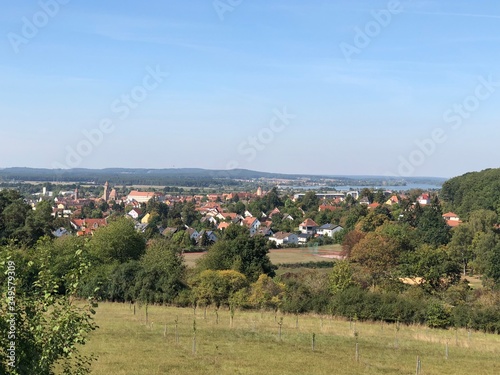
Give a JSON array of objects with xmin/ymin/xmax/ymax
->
[
  {"xmin": 297, "ymin": 233, "xmax": 311, "ymax": 244},
  {"xmin": 127, "ymin": 208, "xmax": 142, "ymax": 220},
  {"xmin": 242, "ymin": 217, "xmax": 261, "ymax": 236},
  {"xmin": 417, "ymin": 193, "xmax": 431, "ymax": 205},
  {"xmin": 196, "ymin": 230, "xmax": 218, "ymax": 244},
  {"xmin": 299, "ymin": 218, "xmax": 318, "ymax": 235},
  {"xmin": 185, "ymin": 226, "xmax": 199, "ymax": 240},
  {"xmin": 317, "ymin": 224, "xmax": 343, "ymax": 237},
  {"xmin": 269, "ymin": 231, "xmax": 299, "ymax": 246}
]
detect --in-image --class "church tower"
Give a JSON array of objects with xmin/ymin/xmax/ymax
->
[{"xmin": 102, "ymin": 181, "xmax": 109, "ymax": 201}]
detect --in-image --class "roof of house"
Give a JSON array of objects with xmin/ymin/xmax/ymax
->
[
  {"xmin": 162, "ymin": 227, "xmax": 178, "ymax": 235},
  {"xmin": 368, "ymin": 202, "xmax": 380, "ymax": 209},
  {"xmin": 71, "ymin": 218, "xmax": 107, "ymax": 229},
  {"xmin": 272, "ymin": 231, "xmax": 294, "ymax": 240},
  {"xmin": 442, "ymin": 212, "xmax": 459, "ymax": 218},
  {"xmin": 242, "ymin": 217, "xmax": 258, "ymax": 227},
  {"xmin": 447, "ymin": 220, "xmax": 462, "ymax": 227},
  {"xmin": 128, "ymin": 190, "xmax": 155, "ymax": 198},
  {"xmin": 186, "ymin": 227, "xmax": 198, "ymax": 236},
  {"xmin": 389, "ymin": 195, "xmax": 399, "ymax": 203},
  {"xmin": 221, "ymin": 212, "xmax": 239, "ymax": 220},
  {"xmin": 300, "ymin": 218, "xmax": 318, "ymax": 227},
  {"xmin": 319, "ymin": 204, "xmax": 340, "ymax": 211},
  {"xmin": 318, "ymin": 223, "xmax": 341, "ymax": 230},
  {"xmin": 217, "ymin": 222, "xmax": 231, "ymax": 230}
]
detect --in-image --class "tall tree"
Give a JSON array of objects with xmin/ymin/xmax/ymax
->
[
  {"xmin": 415, "ymin": 204, "xmax": 450, "ymax": 247},
  {"xmin": 135, "ymin": 239, "xmax": 186, "ymax": 304},
  {"xmin": 89, "ymin": 218, "xmax": 146, "ymax": 263},
  {"xmin": 350, "ymin": 232, "xmax": 400, "ymax": 285},
  {"xmin": 448, "ymin": 224, "xmax": 474, "ymax": 275},
  {"xmin": 198, "ymin": 228, "xmax": 275, "ymax": 282}
]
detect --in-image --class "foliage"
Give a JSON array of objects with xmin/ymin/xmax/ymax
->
[
  {"xmin": 329, "ymin": 260, "xmax": 355, "ymax": 295},
  {"xmin": 426, "ymin": 300, "xmax": 451, "ymax": 328},
  {"xmin": 350, "ymin": 232, "xmax": 400, "ymax": 284},
  {"xmin": 415, "ymin": 203, "xmax": 450, "ymax": 247},
  {"xmin": 0, "ymin": 241, "xmax": 98, "ymax": 375},
  {"xmin": 135, "ymin": 239, "xmax": 186, "ymax": 304},
  {"xmin": 89, "ymin": 218, "xmax": 146, "ymax": 263},
  {"xmin": 192, "ymin": 269, "xmax": 247, "ymax": 308},
  {"xmin": 198, "ymin": 226, "xmax": 275, "ymax": 281},
  {"xmin": 441, "ymin": 168, "xmax": 500, "ymax": 217},
  {"xmin": 247, "ymin": 274, "xmax": 285, "ymax": 310},
  {"xmin": 0, "ymin": 190, "xmax": 54, "ymax": 246},
  {"xmin": 402, "ymin": 245, "xmax": 461, "ymax": 294}
]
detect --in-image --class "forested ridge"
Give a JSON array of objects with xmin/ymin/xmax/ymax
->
[{"xmin": 442, "ymin": 168, "xmax": 500, "ymax": 218}]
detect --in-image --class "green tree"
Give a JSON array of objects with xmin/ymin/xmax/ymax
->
[
  {"xmin": 135, "ymin": 239, "xmax": 186, "ymax": 304},
  {"xmin": 262, "ymin": 187, "xmax": 283, "ymax": 211},
  {"xmin": 356, "ymin": 211, "xmax": 389, "ymax": 232},
  {"xmin": 484, "ymin": 242, "xmax": 500, "ymax": 286},
  {"xmin": 24, "ymin": 200, "xmax": 55, "ymax": 243},
  {"xmin": 247, "ymin": 274, "xmax": 285, "ymax": 310},
  {"xmin": 192, "ymin": 269, "xmax": 247, "ymax": 308},
  {"xmin": 448, "ymin": 224, "xmax": 474, "ymax": 275},
  {"xmin": 471, "ymin": 231, "xmax": 497, "ymax": 275},
  {"xmin": 89, "ymin": 218, "xmax": 146, "ymax": 263},
  {"xmin": 329, "ymin": 260, "xmax": 355, "ymax": 295},
  {"xmin": 0, "ymin": 190, "xmax": 31, "ymax": 245},
  {"xmin": 198, "ymin": 228, "xmax": 275, "ymax": 282},
  {"xmin": 351, "ymin": 232, "xmax": 400, "ymax": 286},
  {"xmin": 181, "ymin": 201, "xmax": 198, "ymax": 226},
  {"xmin": 415, "ymin": 204, "xmax": 450, "ymax": 247},
  {"xmin": 405, "ymin": 245, "xmax": 461, "ymax": 293},
  {"xmin": 299, "ymin": 191, "xmax": 319, "ymax": 212},
  {"xmin": 359, "ymin": 188, "xmax": 374, "ymax": 203},
  {"xmin": 0, "ymin": 241, "xmax": 98, "ymax": 375}
]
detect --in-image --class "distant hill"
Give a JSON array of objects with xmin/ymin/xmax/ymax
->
[
  {"xmin": 0, "ymin": 167, "xmax": 446, "ymax": 188},
  {"xmin": 441, "ymin": 168, "xmax": 500, "ymax": 217},
  {"xmin": 0, "ymin": 167, "xmax": 315, "ymax": 184}
]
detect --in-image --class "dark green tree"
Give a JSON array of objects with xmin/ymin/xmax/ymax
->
[
  {"xmin": 198, "ymin": 227, "xmax": 275, "ymax": 282},
  {"xmin": 135, "ymin": 239, "xmax": 186, "ymax": 304},
  {"xmin": 89, "ymin": 218, "xmax": 146, "ymax": 263}
]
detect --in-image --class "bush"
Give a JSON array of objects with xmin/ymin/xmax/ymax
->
[{"xmin": 426, "ymin": 300, "xmax": 451, "ymax": 329}]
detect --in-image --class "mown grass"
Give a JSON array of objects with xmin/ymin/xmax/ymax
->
[
  {"xmin": 80, "ymin": 302, "xmax": 500, "ymax": 375},
  {"xmin": 183, "ymin": 245, "xmax": 343, "ymax": 268}
]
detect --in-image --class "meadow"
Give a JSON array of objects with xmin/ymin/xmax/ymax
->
[
  {"xmin": 81, "ymin": 302, "xmax": 500, "ymax": 375},
  {"xmin": 183, "ymin": 244, "xmax": 343, "ymax": 268}
]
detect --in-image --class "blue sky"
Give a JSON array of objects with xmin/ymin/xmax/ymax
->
[{"xmin": 1, "ymin": 0, "xmax": 500, "ymax": 178}]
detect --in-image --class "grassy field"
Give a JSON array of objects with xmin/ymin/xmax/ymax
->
[
  {"xmin": 183, "ymin": 245, "xmax": 343, "ymax": 268},
  {"xmin": 80, "ymin": 302, "xmax": 500, "ymax": 375}
]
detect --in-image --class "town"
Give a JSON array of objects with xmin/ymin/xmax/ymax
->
[{"xmin": 17, "ymin": 181, "xmax": 460, "ymax": 251}]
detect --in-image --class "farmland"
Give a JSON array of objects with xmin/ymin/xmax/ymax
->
[{"xmin": 81, "ymin": 302, "xmax": 500, "ymax": 375}]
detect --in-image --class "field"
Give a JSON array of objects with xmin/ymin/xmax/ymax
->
[
  {"xmin": 183, "ymin": 245, "xmax": 343, "ymax": 268},
  {"xmin": 80, "ymin": 302, "xmax": 500, "ymax": 375}
]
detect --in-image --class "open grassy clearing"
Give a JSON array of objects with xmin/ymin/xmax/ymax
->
[
  {"xmin": 80, "ymin": 302, "xmax": 500, "ymax": 375},
  {"xmin": 183, "ymin": 244, "xmax": 343, "ymax": 268}
]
